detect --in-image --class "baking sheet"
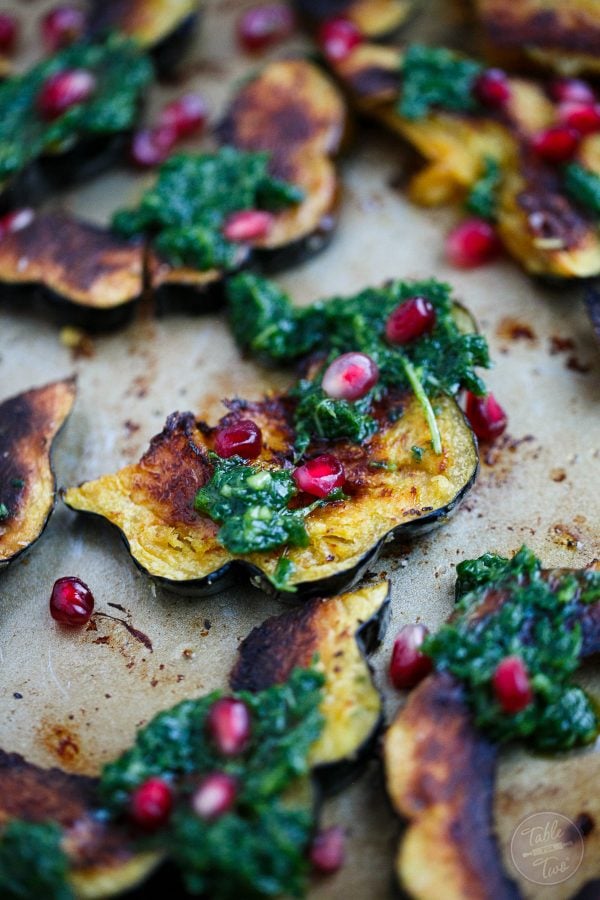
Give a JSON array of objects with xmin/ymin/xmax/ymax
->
[{"xmin": 1, "ymin": 0, "xmax": 600, "ymax": 897}]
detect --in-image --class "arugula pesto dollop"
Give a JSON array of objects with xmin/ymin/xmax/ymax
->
[
  {"xmin": 0, "ymin": 820, "xmax": 72, "ymax": 900},
  {"xmin": 0, "ymin": 34, "xmax": 152, "ymax": 185},
  {"xmin": 563, "ymin": 162, "xmax": 600, "ymax": 217},
  {"xmin": 112, "ymin": 148, "xmax": 304, "ymax": 271},
  {"xmin": 466, "ymin": 156, "xmax": 502, "ymax": 221},
  {"xmin": 227, "ymin": 274, "xmax": 490, "ymax": 454},
  {"xmin": 101, "ymin": 667, "xmax": 324, "ymax": 899},
  {"xmin": 398, "ymin": 44, "xmax": 483, "ymax": 120},
  {"xmin": 425, "ymin": 547, "xmax": 600, "ymax": 752}
]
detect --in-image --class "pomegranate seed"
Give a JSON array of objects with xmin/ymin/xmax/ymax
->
[
  {"xmin": 464, "ymin": 391, "xmax": 507, "ymax": 442},
  {"xmin": 310, "ymin": 826, "xmax": 346, "ymax": 874},
  {"xmin": 321, "ymin": 352, "xmax": 379, "ymax": 401},
  {"xmin": 0, "ymin": 13, "xmax": 18, "ymax": 54},
  {"xmin": 389, "ymin": 624, "xmax": 433, "ymax": 689},
  {"xmin": 130, "ymin": 778, "xmax": 173, "ymax": 830},
  {"xmin": 129, "ymin": 126, "xmax": 176, "ymax": 169},
  {"xmin": 318, "ymin": 18, "xmax": 363, "ymax": 63},
  {"xmin": 549, "ymin": 78, "xmax": 595, "ymax": 106},
  {"xmin": 222, "ymin": 210, "xmax": 274, "ymax": 242},
  {"xmin": 472, "ymin": 68, "xmax": 511, "ymax": 108},
  {"xmin": 385, "ymin": 296, "xmax": 436, "ymax": 344},
  {"xmin": 557, "ymin": 101, "xmax": 600, "ymax": 136},
  {"xmin": 41, "ymin": 6, "xmax": 85, "ymax": 52},
  {"xmin": 493, "ymin": 656, "xmax": 533, "ymax": 714},
  {"xmin": 446, "ymin": 218, "xmax": 501, "ymax": 269},
  {"xmin": 214, "ymin": 419, "xmax": 262, "ymax": 460},
  {"xmin": 0, "ymin": 208, "xmax": 34, "ymax": 240},
  {"xmin": 49, "ymin": 577, "xmax": 94, "ymax": 626},
  {"xmin": 159, "ymin": 93, "xmax": 208, "ymax": 141},
  {"xmin": 37, "ymin": 69, "xmax": 96, "ymax": 121},
  {"xmin": 293, "ymin": 454, "xmax": 345, "ymax": 498},
  {"xmin": 192, "ymin": 772, "xmax": 237, "ymax": 820},
  {"xmin": 531, "ymin": 125, "xmax": 579, "ymax": 163},
  {"xmin": 207, "ymin": 697, "xmax": 252, "ymax": 756},
  {"xmin": 237, "ymin": 3, "xmax": 295, "ymax": 53}
]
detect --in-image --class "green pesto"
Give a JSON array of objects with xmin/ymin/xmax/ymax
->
[
  {"xmin": 0, "ymin": 503, "xmax": 8, "ymax": 520},
  {"xmin": 0, "ymin": 34, "xmax": 153, "ymax": 184},
  {"xmin": 112, "ymin": 148, "xmax": 304, "ymax": 271},
  {"xmin": 466, "ymin": 157, "xmax": 502, "ymax": 221},
  {"xmin": 424, "ymin": 547, "xmax": 600, "ymax": 751},
  {"xmin": 411, "ymin": 445, "xmax": 424, "ymax": 462},
  {"xmin": 563, "ymin": 162, "xmax": 600, "ymax": 216},
  {"xmin": 270, "ymin": 556, "xmax": 298, "ymax": 593},
  {"xmin": 0, "ymin": 820, "xmax": 73, "ymax": 900},
  {"xmin": 228, "ymin": 274, "xmax": 490, "ymax": 453},
  {"xmin": 100, "ymin": 667, "xmax": 324, "ymax": 899},
  {"xmin": 194, "ymin": 453, "xmax": 344, "ymax": 560},
  {"xmin": 398, "ymin": 44, "xmax": 483, "ymax": 120}
]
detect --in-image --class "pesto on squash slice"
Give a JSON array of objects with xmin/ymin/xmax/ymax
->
[
  {"xmin": 425, "ymin": 546, "xmax": 600, "ymax": 752},
  {"xmin": 112, "ymin": 148, "xmax": 304, "ymax": 271},
  {"xmin": 0, "ymin": 820, "xmax": 73, "ymax": 900},
  {"xmin": 397, "ymin": 44, "xmax": 483, "ymax": 120},
  {"xmin": 0, "ymin": 34, "xmax": 153, "ymax": 186}
]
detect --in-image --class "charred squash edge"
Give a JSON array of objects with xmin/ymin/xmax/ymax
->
[
  {"xmin": 231, "ymin": 580, "xmax": 391, "ymax": 793},
  {"xmin": 383, "ymin": 567, "xmax": 600, "ymax": 900},
  {"xmin": 0, "ymin": 582, "xmax": 389, "ymax": 897},
  {"xmin": 62, "ymin": 393, "xmax": 479, "ymax": 601},
  {"xmin": 0, "ymin": 378, "xmax": 76, "ymax": 570},
  {"xmin": 0, "ymin": 213, "xmax": 145, "ymax": 331},
  {"xmin": 295, "ymin": 0, "xmax": 416, "ymax": 40}
]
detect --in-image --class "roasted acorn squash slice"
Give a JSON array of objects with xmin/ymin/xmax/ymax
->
[
  {"xmin": 0, "ymin": 582, "xmax": 388, "ymax": 897},
  {"xmin": 0, "ymin": 378, "xmax": 76, "ymax": 570},
  {"xmin": 474, "ymin": 0, "xmax": 600, "ymax": 77},
  {"xmin": 0, "ymin": 213, "xmax": 145, "ymax": 329},
  {"xmin": 150, "ymin": 58, "xmax": 348, "ymax": 306},
  {"xmin": 384, "ymin": 561, "xmax": 600, "ymax": 900},
  {"xmin": 64, "ymin": 391, "xmax": 477, "ymax": 598},
  {"xmin": 87, "ymin": 0, "xmax": 201, "ymax": 76},
  {"xmin": 332, "ymin": 42, "xmax": 600, "ymax": 278},
  {"xmin": 295, "ymin": 0, "xmax": 415, "ymax": 40}
]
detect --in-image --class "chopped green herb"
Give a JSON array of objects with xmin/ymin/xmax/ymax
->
[
  {"xmin": 466, "ymin": 156, "xmax": 502, "ymax": 221},
  {"xmin": 228, "ymin": 274, "xmax": 490, "ymax": 454},
  {"xmin": 10, "ymin": 479, "xmax": 24, "ymax": 489},
  {"xmin": 563, "ymin": 162, "xmax": 600, "ymax": 216},
  {"xmin": 112, "ymin": 148, "xmax": 304, "ymax": 271},
  {"xmin": 269, "ymin": 556, "xmax": 298, "ymax": 593},
  {"xmin": 0, "ymin": 820, "xmax": 73, "ymax": 900},
  {"xmin": 411, "ymin": 446, "xmax": 424, "ymax": 462},
  {"xmin": 368, "ymin": 460, "xmax": 398, "ymax": 471},
  {"xmin": 194, "ymin": 454, "xmax": 343, "ymax": 555},
  {"xmin": 0, "ymin": 34, "xmax": 153, "ymax": 184},
  {"xmin": 425, "ymin": 547, "xmax": 600, "ymax": 751},
  {"xmin": 0, "ymin": 503, "xmax": 8, "ymax": 520},
  {"xmin": 100, "ymin": 668, "xmax": 324, "ymax": 899},
  {"xmin": 398, "ymin": 44, "xmax": 483, "ymax": 120}
]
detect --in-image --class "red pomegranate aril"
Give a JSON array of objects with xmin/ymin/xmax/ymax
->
[
  {"xmin": 237, "ymin": 3, "xmax": 295, "ymax": 53},
  {"xmin": 41, "ymin": 6, "xmax": 85, "ymax": 52},
  {"xmin": 446, "ymin": 218, "xmax": 501, "ymax": 269},
  {"xmin": 0, "ymin": 13, "xmax": 18, "ymax": 54},
  {"xmin": 321, "ymin": 352, "xmax": 379, "ymax": 401},
  {"xmin": 192, "ymin": 772, "xmax": 237, "ymax": 820},
  {"xmin": 558, "ymin": 101, "xmax": 600, "ymax": 136},
  {"xmin": 493, "ymin": 656, "xmax": 533, "ymax": 714},
  {"xmin": 214, "ymin": 419, "xmax": 262, "ymax": 460},
  {"xmin": 130, "ymin": 778, "xmax": 173, "ymax": 830},
  {"xmin": 37, "ymin": 69, "xmax": 96, "ymax": 121},
  {"xmin": 464, "ymin": 391, "xmax": 507, "ymax": 443},
  {"xmin": 222, "ymin": 210, "xmax": 274, "ymax": 242},
  {"xmin": 389, "ymin": 624, "xmax": 433, "ymax": 690},
  {"xmin": 318, "ymin": 18, "xmax": 363, "ymax": 63},
  {"xmin": 473, "ymin": 68, "xmax": 511, "ymax": 108},
  {"xmin": 207, "ymin": 697, "xmax": 252, "ymax": 756},
  {"xmin": 310, "ymin": 826, "xmax": 346, "ymax": 874},
  {"xmin": 531, "ymin": 125, "xmax": 579, "ymax": 163},
  {"xmin": 385, "ymin": 296, "xmax": 436, "ymax": 344},
  {"xmin": 549, "ymin": 77, "xmax": 595, "ymax": 106},
  {"xmin": 0, "ymin": 208, "xmax": 34, "ymax": 240},
  {"xmin": 293, "ymin": 454, "xmax": 345, "ymax": 499},
  {"xmin": 50, "ymin": 576, "xmax": 94, "ymax": 626},
  {"xmin": 159, "ymin": 93, "xmax": 208, "ymax": 140},
  {"xmin": 129, "ymin": 126, "xmax": 176, "ymax": 169}
]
